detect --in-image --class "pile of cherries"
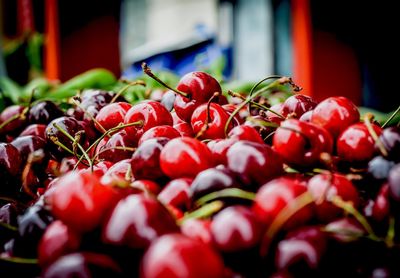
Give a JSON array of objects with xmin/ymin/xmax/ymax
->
[{"xmin": 1, "ymin": 64, "xmax": 400, "ymax": 278}]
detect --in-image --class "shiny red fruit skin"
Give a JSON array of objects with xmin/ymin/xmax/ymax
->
[
  {"xmin": 0, "ymin": 105, "xmax": 26, "ymax": 135},
  {"xmin": 158, "ymin": 178, "xmax": 192, "ymax": 211},
  {"xmin": 138, "ymin": 125, "xmax": 181, "ymax": 145},
  {"xmin": 207, "ymin": 138, "xmax": 236, "ymax": 166},
  {"xmin": 102, "ymin": 194, "xmax": 178, "ymax": 249},
  {"xmin": 181, "ymin": 219, "xmax": 212, "ymax": 245},
  {"xmin": 95, "ymin": 102, "xmax": 132, "ymax": 131},
  {"xmin": 46, "ymin": 171, "xmax": 119, "ymax": 232},
  {"xmin": 103, "ymin": 159, "xmax": 133, "ymax": 181},
  {"xmin": 228, "ymin": 125, "xmax": 264, "ymax": 144},
  {"xmin": 253, "ymin": 177, "xmax": 313, "ymax": 229},
  {"xmin": 160, "ymin": 137, "xmax": 214, "ymax": 179},
  {"xmin": 20, "ymin": 124, "xmax": 47, "ymax": 139},
  {"xmin": 211, "ymin": 206, "xmax": 262, "ymax": 252},
  {"xmin": 273, "ymin": 119, "xmax": 333, "ymax": 167},
  {"xmin": 131, "ymin": 180, "xmax": 162, "ymax": 195},
  {"xmin": 191, "ymin": 103, "xmax": 232, "ymax": 140},
  {"xmin": 311, "ymin": 96, "xmax": 360, "ymax": 138},
  {"xmin": 227, "ymin": 140, "xmax": 284, "ymax": 186},
  {"xmin": 173, "ymin": 95, "xmax": 200, "ymax": 123},
  {"xmin": 281, "ymin": 94, "xmax": 317, "ymax": 118},
  {"xmin": 38, "ymin": 220, "xmax": 81, "ymax": 267},
  {"xmin": 140, "ymin": 233, "xmax": 225, "ymax": 278},
  {"xmin": 337, "ymin": 122, "xmax": 383, "ymax": 162},
  {"xmin": 124, "ymin": 100, "xmax": 173, "ymax": 139},
  {"xmin": 173, "ymin": 121, "xmax": 195, "ymax": 137},
  {"xmin": 96, "ymin": 129, "xmax": 137, "ymax": 162},
  {"xmin": 307, "ymin": 173, "xmax": 359, "ymax": 221}
]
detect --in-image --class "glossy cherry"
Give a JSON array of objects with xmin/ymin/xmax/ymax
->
[
  {"xmin": 158, "ymin": 178, "xmax": 192, "ymax": 211},
  {"xmin": 228, "ymin": 125, "xmax": 264, "ymax": 144},
  {"xmin": 103, "ymin": 159, "xmax": 133, "ymax": 181},
  {"xmin": 364, "ymin": 184, "xmax": 390, "ymax": 222},
  {"xmin": 11, "ymin": 135, "xmax": 47, "ymax": 163},
  {"xmin": 281, "ymin": 94, "xmax": 317, "ymax": 118},
  {"xmin": 273, "ymin": 119, "xmax": 333, "ymax": 167},
  {"xmin": 102, "ymin": 194, "xmax": 178, "ymax": 249},
  {"xmin": 181, "ymin": 218, "xmax": 212, "ymax": 245},
  {"xmin": 207, "ymin": 138, "xmax": 236, "ymax": 166},
  {"xmin": 140, "ymin": 233, "xmax": 225, "ymax": 278},
  {"xmin": 311, "ymin": 96, "xmax": 360, "ymax": 138},
  {"xmin": 131, "ymin": 180, "xmax": 162, "ymax": 195},
  {"xmin": 94, "ymin": 102, "xmax": 132, "ymax": 132},
  {"xmin": 324, "ymin": 218, "xmax": 365, "ymax": 243},
  {"xmin": 28, "ymin": 100, "xmax": 64, "ymax": 124},
  {"xmin": 138, "ymin": 125, "xmax": 180, "ymax": 145},
  {"xmin": 96, "ymin": 129, "xmax": 136, "ymax": 162},
  {"xmin": 379, "ymin": 127, "xmax": 400, "ymax": 162},
  {"xmin": 19, "ymin": 124, "xmax": 47, "ymax": 139},
  {"xmin": 337, "ymin": 123, "xmax": 383, "ymax": 163},
  {"xmin": 0, "ymin": 104, "xmax": 27, "ymax": 135},
  {"xmin": 160, "ymin": 137, "xmax": 214, "ymax": 179},
  {"xmin": 0, "ymin": 143, "xmax": 22, "ymax": 193},
  {"xmin": 388, "ymin": 164, "xmax": 400, "ymax": 201}
]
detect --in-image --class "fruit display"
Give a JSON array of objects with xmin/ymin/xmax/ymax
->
[{"xmin": 0, "ymin": 63, "xmax": 400, "ymax": 277}]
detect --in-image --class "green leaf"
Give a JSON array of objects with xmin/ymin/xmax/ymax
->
[{"xmin": 0, "ymin": 77, "xmax": 23, "ymax": 104}]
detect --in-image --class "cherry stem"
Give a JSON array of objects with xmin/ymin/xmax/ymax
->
[
  {"xmin": 49, "ymin": 135, "xmax": 76, "ymax": 156},
  {"xmin": 260, "ymin": 191, "xmax": 314, "ymax": 257},
  {"xmin": 195, "ymin": 188, "xmax": 256, "ymax": 207},
  {"xmin": 225, "ymin": 77, "xmax": 292, "ymax": 136},
  {"xmin": 364, "ymin": 113, "xmax": 388, "ymax": 157},
  {"xmin": 70, "ymin": 98, "xmax": 107, "ymax": 134},
  {"xmin": 0, "ymin": 256, "xmax": 38, "ymax": 264},
  {"xmin": 0, "ymin": 221, "xmax": 18, "ymax": 232},
  {"xmin": 385, "ymin": 216, "xmax": 395, "ymax": 248},
  {"xmin": 0, "ymin": 112, "xmax": 23, "ymax": 131},
  {"xmin": 141, "ymin": 62, "xmax": 189, "ymax": 98},
  {"xmin": 382, "ymin": 105, "xmax": 400, "ymax": 128},
  {"xmin": 195, "ymin": 92, "xmax": 220, "ymax": 139},
  {"xmin": 111, "ymin": 79, "xmax": 146, "ymax": 103},
  {"xmin": 92, "ymin": 146, "xmax": 136, "ymax": 163},
  {"xmin": 178, "ymin": 200, "xmax": 224, "ymax": 225}
]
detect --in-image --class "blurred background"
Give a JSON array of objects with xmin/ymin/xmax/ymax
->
[{"xmin": 0, "ymin": 0, "xmax": 398, "ymax": 112}]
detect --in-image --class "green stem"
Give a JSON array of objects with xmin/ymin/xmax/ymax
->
[
  {"xmin": 178, "ymin": 201, "xmax": 224, "ymax": 225},
  {"xmin": 0, "ymin": 221, "xmax": 18, "ymax": 232},
  {"xmin": 382, "ymin": 105, "xmax": 400, "ymax": 128},
  {"xmin": 0, "ymin": 256, "xmax": 38, "ymax": 264},
  {"xmin": 364, "ymin": 113, "xmax": 388, "ymax": 157},
  {"xmin": 0, "ymin": 113, "xmax": 20, "ymax": 130},
  {"xmin": 195, "ymin": 188, "xmax": 255, "ymax": 207},
  {"xmin": 385, "ymin": 216, "xmax": 395, "ymax": 248},
  {"xmin": 111, "ymin": 80, "xmax": 146, "ymax": 103}
]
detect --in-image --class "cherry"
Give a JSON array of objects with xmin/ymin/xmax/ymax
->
[
  {"xmin": 0, "ymin": 202, "xmax": 21, "ymax": 228},
  {"xmin": 324, "ymin": 218, "xmax": 365, "ymax": 243},
  {"xmin": 131, "ymin": 180, "xmax": 162, "ymax": 195},
  {"xmin": 311, "ymin": 96, "xmax": 360, "ymax": 138},
  {"xmin": 211, "ymin": 206, "xmax": 262, "ymax": 252},
  {"xmin": 96, "ymin": 129, "xmax": 136, "ymax": 163},
  {"xmin": 38, "ymin": 220, "xmax": 81, "ymax": 267},
  {"xmin": 0, "ymin": 105, "xmax": 27, "ymax": 135},
  {"xmin": 0, "ymin": 143, "xmax": 22, "ymax": 194},
  {"xmin": 140, "ymin": 233, "xmax": 225, "ymax": 278},
  {"xmin": 378, "ymin": 127, "xmax": 400, "ymax": 162},
  {"xmin": 173, "ymin": 121, "xmax": 195, "ymax": 137},
  {"xmin": 222, "ymin": 103, "xmax": 244, "ymax": 126},
  {"xmin": 42, "ymin": 252, "xmax": 123, "ymax": 278},
  {"xmin": 161, "ymin": 90, "xmax": 176, "ymax": 111},
  {"xmin": 46, "ymin": 171, "xmax": 119, "ymax": 232},
  {"xmin": 368, "ymin": 156, "xmax": 395, "ymax": 181},
  {"xmin": 388, "ymin": 164, "xmax": 400, "ymax": 201},
  {"xmin": 207, "ymin": 138, "xmax": 236, "ymax": 166},
  {"xmin": 19, "ymin": 124, "xmax": 47, "ymax": 139},
  {"xmin": 191, "ymin": 103, "xmax": 232, "ymax": 140},
  {"xmin": 158, "ymin": 178, "xmax": 192, "ymax": 211},
  {"xmin": 337, "ymin": 123, "xmax": 382, "ymax": 163},
  {"xmin": 11, "ymin": 135, "xmax": 47, "ymax": 163},
  {"xmin": 131, "ymin": 137, "xmax": 169, "ymax": 181},
  {"xmin": 244, "ymin": 114, "xmax": 276, "ymax": 142},
  {"xmin": 57, "ymin": 156, "xmax": 86, "ymax": 175},
  {"xmin": 265, "ymin": 103, "xmax": 285, "ymax": 121},
  {"xmin": 299, "ymin": 110, "xmax": 313, "ymax": 122},
  {"xmin": 226, "ymin": 140, "xmax": 284, "ymax": 186},
  {"xmin": 94, "ymin": 102, "xmax": 132, "ymax": 132},
  {"xmin": 273, "ymin": 119, "xmax": 333, "ymax": 167},
  {"xmin": 365, "ymin": 184, "xmax": 390, "ymax": 222},
  {"xmin": 253, "ymin": 177, "xmax": 313, "ymax": 229},
  {"xmin": 281, "ymin": 94, "xmax": 317, "ymax": 118},
  {"xmin": 190, "ymin": 167, "xmax": 241, "ymax": 200},
  {"xmin": 102, "ymin": 194, "xmax": 178, "ymax": 249},
  {"xmin": 124, "ymin": 100, "xmax": 173, "ymax": 141},
  {"xmin": 307, "ymin": 173, "xmax": 359, "ymax": 222},
  {"xmin": 160, "ymin": 137, "xmax": 214, "ymax": 179},
  {"xmin": 28, "ymin": 101, "xmax": 64, "ymax": 124},
  {"xmin": 228, "ymin": 125, "xmax": 264, "ymax": 144},
  {"xmin": 138, "ymin": 125, "xmax": 180, "ymax": 145},
  {"xmin": 103, "ymin": 159, "xmax": 133, "ymax": 181},
  {"xmin": 181, "ymin": 218, "xmax": 212, "ymax": 245}
]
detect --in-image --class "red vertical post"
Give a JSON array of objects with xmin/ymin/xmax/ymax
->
[
  {"xmin": 45, "ymin": 0, "xmax": 60, "ymax": 80},
  {"xmin": 17, "ymin": 0, "xmax": 35, "ymax": 35}
]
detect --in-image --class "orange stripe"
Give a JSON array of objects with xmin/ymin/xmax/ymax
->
[{"xmin": 45, "ymin": 0, "xmax": 60, "ymax": 80}]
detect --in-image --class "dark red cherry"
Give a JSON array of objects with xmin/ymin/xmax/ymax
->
[
  {"xmin": 96, "ymin": 129, "xmax": 136, "ymax": 162},
  {"xmin": 207, "ymin": 138, "xmax": 236, "ymax": 166},
  {"xmin": 28, "ymin": 101, "xmax": 64, "ymax": 124},
  {"xmin": 58, "ymin": 156, "xmax": 87, "ymax": 175},
  {"xmin": 11, "ymin": 135, "xmax": 47, "ymax": 163},
  {"xmin": 19, "ymin": 124, "xmax": 47, "ymax": 139},
  {"xmin": 158, "ymin": 178, "xmax": 192, "ymax": 211},
  {"xmin": 228, "ymin": 125, "xmax": 264, "ymax": 144},
  {"xmin": 388, "ymin": 164, "xmax": 400, "ymax": 201},
  {"xmin": 102, "ymin": 194, "xmax": 178, "ymax": 249},
  {"xmin": 311, "ymin": 96, "xmax": 360, "ymax": 138},
  {"xmin": 131, "ymin": 137, "xmax": 169, "ymax": 180},
  {"xmin": 324, "ymin": 218, "xmax": 365, "ymax": 243},
  {"xmin": 181, "ymin": 218, "xmax": 212, "ymax": 245},
  {"xmin": 94, "ymin": 102, "xmax": 132, "ymax": 132},
  {"xmin": 273, "ymin": 119, "xmax": 333, "ymax": 167},
  {"xmin": 124, "ymin": 100, "xmax": 173, "ymax": 140},
  {"xmin": 337, "ymin": 123, "xmax": 382, "ymax": 163},
  {"xmin": 0, "ymin": 105, "xmax": 27, "ymax": 135},
  {"xmin": 46, "ymin": 171, "xmax": 119, "ymax": 232},
  {"xmin": 253, "ymin": 177, "xmax": 313, "ymax": 229},
  {"xmin": 140, "ymin": 233, "xmax": 225, "ymax": 278},
  {"xmin": 211, "ymin": 206, "xmax": 262, "ymax": 252},
  {"xmin": 191, "ymin": 103, "xmax": 232, "ymax": 140},
  {"xmin": 0, "ymin": 202, "xmax": 21, "ymax": 227},
  {"xmin": 281, "ymin": 94, "xmax": 317, "ymax": 118},
  {"xmin": 227, "ymin": 140, "xmax": 284, "ymax": 186},
  {"xmin": 42, "ymin": 252, "xmax": 123, "ymax": 278},
  {"xmin": 38, "ymin": 220, "xmax": 81, "ymax": 267},
  {"xmin": 365, "ymin": 184, "xmax": 390, "ymax": 222},
  {"xmin": 379, "ymin": 127, "xmax": 400, "ymax": 161},
  {"xmin": 307, "ymin": 173, "xmax": 359, "ymax": 222},
  {"xmin": 160, "ymin": 137, "xmax": 214, "ymax": 179},
  {"xmin": 138, "ymin": 125, "xmax": 180, "ymax": 145},
  {"xmin": 0, "ymin": 143, "xmax": 22, "ymax": 193}
]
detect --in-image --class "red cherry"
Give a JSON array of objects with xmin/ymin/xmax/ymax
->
[
  {"xmin": 281, "ymin": 94, "xmax": 317, "ymax": 118},
  {"xmin": 253, "ymin": 177, "xmax": 313, "ymax": 229},
  {"xmin": 311, "ymin": 96, "xmax": 360, "ymax": 138},
  {"xmin": 207, "ymin": 138, "xmax": 236, "ymax": 166},
  {"xmin": 138, "ymin": 125, "xmax": 181, "ymax": 145},
  {"xmin": 160, "ymin": 137, "xmax": 214, "ymax": 179},
  {"xmin": 131, "ymin": 180, "xmax": 162, "ymax": 195},
  {"xmin": 38, "ymin": 220, "xmax": 81, "ymax": 267},
  {"xmin": 324, "ymin": 218, "xmax": 365, "ymax": 243},
  {"xmin": 210, "ymin": 206, "xmax": 262, "ymax": 252},
  {"xmin": 94, "ymin": 102, "xmax": 132, "ymax": 132},
  {"xmin": 181, "ymin": 219, "xmax": 212, "ymax": 245},
  {"xmin": 191, "ymin": 103, "xmax": 232, "ymax": 140},
  {"xmin": 96, "ymin": 129, "xmax": 136, "ymax": 162},
  {"xmin": 20, "ymin": 124, "xmax": 47, "ymax": 139},
  {"xmin": 173, "ymin": 121, "xmax": 195, "ymax": 137},
  {"xmin": 140, "ymin": 233, "xmax": 225, "ymax": 278},
  {"xmin": 222, "ymin": 103, "xmax": 245, "ymax": 126},
  {"xmin": 103, "ymin": 159, "xmax": 133, "ymax": 181},
  {"xmin": 273, "ymin": 119, "xmax": 333, "ymax": 167},
  {"xmin": 307, "ymin": 173, "xmax": 359, "ymax": 221},
  {"xmin": 124, "ymin": 100, "xmax": 173, "ymax": 140},
  {"xmin": 0, "ymin": 105, "xmax": 26, "ymax": 135},
  {"xmin": 0, "ymin": 143, "xmax": 22, "ymax": 193},
  {"xmin": 299, "ymin": 110, "xmax": 313, "ymax": 122},
  {"xmin": 102, "ymin": 194, "xmax": 178, "ymax": 249},
  {"xmin": 228, "ymin": 125, "xmax": 264, "ymax": 144},
  {"xmin": 337, "ymin": 122, "xmax": 383, "ymax": 163},
  {"xmin": 227, "ymin": 140, "xmax": 284, "ymax": 186},
  {"xmin": 366, "ymin": 184, "xmax": 390, "ymax": 222},
  {"xmin": 158, "ymin": 178, "xmax": 192, "ymax": 211},
  {"xmin": 46, "ymin": 171, "xmax": 119, "ymax": 232}
]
